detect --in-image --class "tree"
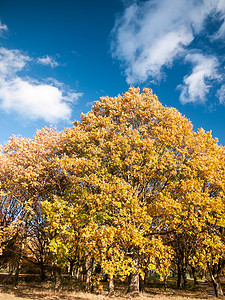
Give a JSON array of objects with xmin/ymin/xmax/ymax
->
[
  {"xmin": 1, "ymin": 87, "xmax": 222, "ymax": 297},
  {"xmin": 45, "ymin": 87, "xmax": 208, "ymax": 295},
  {"xmin": 0, "ymin": 127, "xmax": 66, "ymax": 284}
]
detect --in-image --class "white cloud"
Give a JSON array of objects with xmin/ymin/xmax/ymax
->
[
  {"xmin": 0, "ymin": 78, "xmax": 72, "ymax": 122},
  {"xmin": 211, "ymin": 0, "xmax": 225, "ymax": 40},
  {"xmin": 0, "ymin": 47, "xmax": 30, "ymax": 76},
  {"xmin": 212, "ymin": 21, "xmax": 225, "ymax": 40},
  {"xmin": 37, "ymin": 55, "xmax": 59, "ymax": 68},
  {"xmin": 111, "ymin": 0, "xmax": 225, "ymax": 84},
  {"xmin": 178, "ymin": 53, "xmax": 219, "ymax": 104},
  {"xmin": 126, "ymin": 27, "xmax": 193, "ymax": 83},
  {"xmin": 0, "ymin": 22, "xmax": 8, "ymax": 32},
  {"xmin": 217, "ymin": 84, "xmax": 225, "ymax": 104},
  {"xmin": 0, "ymin": 47, "xmax": 82, "ymax": 122}
]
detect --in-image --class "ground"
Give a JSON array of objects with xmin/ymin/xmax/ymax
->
[{"xmin": 0, "ymin": 274, "xmax": 221, "ymax": 300}]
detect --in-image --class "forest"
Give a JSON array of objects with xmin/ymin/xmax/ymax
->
[{"xmin": 0, "ymin": 87, "xmax": 225, "ymax": 298}]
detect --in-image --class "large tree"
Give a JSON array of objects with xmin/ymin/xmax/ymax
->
[{"xmin": 45, "ymin": 87, "xmax": 213, "ymax": 295}]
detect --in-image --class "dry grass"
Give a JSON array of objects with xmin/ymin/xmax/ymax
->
[
  {"xmin": 0, "ymin": 274, "xmax": 221, "ymax": 300},
  {"xmin": 0, "ymin": 290, "xmax": 220, "ymax": 300}
]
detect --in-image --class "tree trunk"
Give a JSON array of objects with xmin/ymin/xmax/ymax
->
[
  {"xmin": 75, "ymin": 265, "xmax": 80, "ymax": 279},
  {"xmin": 177, "ymin": 263, "xmax": 181, "ymax": 288},
  {"xmin": 69, "ymin": 260, "xmax": 74, "ymax": 277},
  {"xmin": 14, "ymin": 263, "xmax": 21, "ymax": 287},
  {"xmin": 139, "ymin": 274, "xmax": 145, "ymax": 292},
  {"xmin": 81, "ymin": 258, "xmax": 86, "ymax": 283},
  {"xmin": 54, "ymin": 266, "xmax": 62, "ymax": 291},
  {"xmin": 181, "ymin": 263, "xmax": 187, "ymax": 289},
  {"xmin": 164, "ymin": 276, "xmax": 168, "ymax": 290},
  {"xmin": 127, "ymin": 256, "xmax": 139, "ymax": 297},
  {"xmin": 85, "ymin": 257, "xmax": 93, "ymax": 292},
  {"xmin": 14, "ymin": 237, "xmax": 26, "ymax": 287},
  {"xmin": 177, "ymin": 259, "xmax": 186, "ymax": 289},
  {"xmin": 211, "ymin": 274, "xmax": 223, "ymax": 298},
  {"xmin": 108, "ymin": 274, "xmax": 114, "ymax": 296},
  {"xmin": 40, "ymin": 261, "xmax": 46, "ymax": 281},
  {"xmin": 191, "ymin": 266, "xmax": 197, "ymax": 284},
  {"xmin": 208, "ymin": 264, "xmax": 224, "ymax": 298}
]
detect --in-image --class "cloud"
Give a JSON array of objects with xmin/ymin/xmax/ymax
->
[
  {"xmin": 0, "ymin": 47, "xmax": 82, "ymax": 122},
  {"xmin": 211, "ymin": 0, "xmax": 225, "ymax": 40},
  {"xmin": 0, "ymin": 48, "xmax": 30, "ymax": 76},
  {"xmin": 0, "ymin": 78, "xmax": 72, "ymax": 122},
  {"xmin": 212, "ymin": 21, "xmax": 225, "ymax": 41},
  {"xmin": 178, "ymin": 53, "xmax": 220, "ymax": 104},
  {"xmin": 111, "ymin": 0, "xmax": 225, "ymax": 86},
  {"xmin": 0, "ymin": 22, "xmax": 8, "ymax": 34},
  {"xmin": 217, "ymin": 84, "xmax": 225, "ymax": 104},
  {"xmin": 37, "ymin": 55, "xmax": 59, "ymax": 68}
]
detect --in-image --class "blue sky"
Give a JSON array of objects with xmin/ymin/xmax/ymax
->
[{"xmin": 1, "ymin": 0, "xmax": 225, "ymax": 145}]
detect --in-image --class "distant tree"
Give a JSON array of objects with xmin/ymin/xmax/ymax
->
[{"xmin": 0, "ymin": 127, "xmax": 65, "ymax": 285}]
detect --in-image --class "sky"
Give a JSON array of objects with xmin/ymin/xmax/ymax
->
[{"xmin": 0, "ymin": 0, "xmax": 225, "ymax": 145}]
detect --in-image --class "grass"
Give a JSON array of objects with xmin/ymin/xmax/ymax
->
[{"xmin": 0, "ymin": 274, "xmax": 221, "ymax": 300}]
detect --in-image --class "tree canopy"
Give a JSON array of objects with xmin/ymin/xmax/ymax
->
[{"xmin": 0, "ymin": 87, "xmax": 225, "ymax": 297}]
